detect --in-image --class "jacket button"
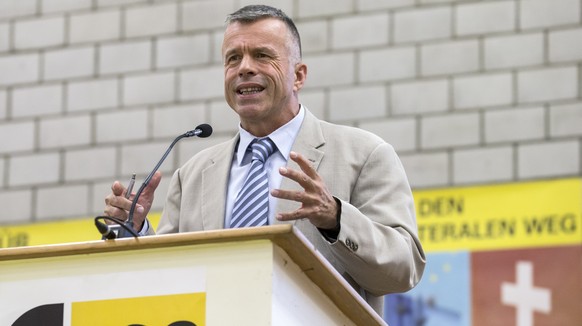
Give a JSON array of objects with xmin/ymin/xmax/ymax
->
[{"xmin": 345, "ymin": 238, "xmax": 358, "ymax": 251}]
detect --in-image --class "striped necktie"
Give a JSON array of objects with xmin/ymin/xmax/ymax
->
[{"xmin": 230, "ymin": 137, "xmax": 277, "ymax": 228}]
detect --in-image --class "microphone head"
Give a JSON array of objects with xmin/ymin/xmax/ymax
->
[{"xmin": 195, "ymin": 123, "xmax": 213, "ymax": 138}]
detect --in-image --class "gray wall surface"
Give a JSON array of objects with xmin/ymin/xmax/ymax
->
[{"xmin": 0, "ymin": 0, "xmax": 581, "ymax": 224}]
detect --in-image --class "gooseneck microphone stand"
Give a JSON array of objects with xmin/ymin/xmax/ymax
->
[{"xmin": 95, "ymin": 124, "xmax": 212, "ymax": 239}]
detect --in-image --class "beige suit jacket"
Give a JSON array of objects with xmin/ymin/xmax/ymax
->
[{"xmin": 156, "ymin": 109, "xmax": 426, "ymax": 315}]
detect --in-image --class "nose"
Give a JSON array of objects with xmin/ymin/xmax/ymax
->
[{"xmin": 238, "ymin": 56, "xmax": 256, "ymax": 77}]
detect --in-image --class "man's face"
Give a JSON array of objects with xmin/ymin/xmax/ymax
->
[{"xmin": 222, "ymin": 18, "xmax": 305, "ymax": 135}]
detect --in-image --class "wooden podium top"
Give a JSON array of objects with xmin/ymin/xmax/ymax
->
[{"xmin": 0, "ymin": 224, "xmax": 386, "ymax": 325}]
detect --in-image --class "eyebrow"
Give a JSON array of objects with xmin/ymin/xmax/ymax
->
[
  {"xmin": 224, "ymin": 45, "xmax": 277, "ymax": 57},
  {"xmin": 254, "ymin": 46, "xmax": 276, "ymax": 54}
]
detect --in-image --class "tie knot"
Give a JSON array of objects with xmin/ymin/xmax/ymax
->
[{"xmin": 250, "ymin": 138, "xmax": 276, "ymax": 163}]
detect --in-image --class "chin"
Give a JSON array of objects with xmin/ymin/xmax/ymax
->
[{"xmin": 235, "ymin": 105, "xmax": 267, "ymax": 117}]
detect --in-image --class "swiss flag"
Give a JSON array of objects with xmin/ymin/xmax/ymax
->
[{"xmin": 472, "ymin": 245, "xmax": 582, "ymax": 326}]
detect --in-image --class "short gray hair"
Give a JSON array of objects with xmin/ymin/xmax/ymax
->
[{"xmin": 226, "ymin": 5, "xmax": 302, "ymax": 59}]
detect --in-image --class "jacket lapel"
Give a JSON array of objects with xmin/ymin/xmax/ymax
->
[{"xmin": 201, "ymin": 136, "xmax": 238, "ymax": 230}]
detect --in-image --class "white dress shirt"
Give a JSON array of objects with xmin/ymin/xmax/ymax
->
[{"xmin": 224, "ymin": 106, "xmax": 305, "ymax": 227}]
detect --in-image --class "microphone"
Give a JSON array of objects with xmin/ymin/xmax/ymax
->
[
  {"xmin": 95, "ymin": 124, "xmax": 213, "ymax": 239},
  {"xmin": 186, "ymin": 123, "xmax": 212, "ymax": 138}
]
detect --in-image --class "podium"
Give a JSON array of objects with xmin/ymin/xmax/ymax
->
[{"xmin": 0, "ymin": 224, "xmax": 386, "ymax": 326}]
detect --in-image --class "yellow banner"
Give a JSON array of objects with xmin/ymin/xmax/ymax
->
[
  {"xmin": 415, "ymin": 178, "xmax": 582, "ymax": 252},
  {"xmin": 1, "ymin": 178, "xmax": 581, "ymax": 252},
  {"xmin": 0, "ymin": 214, "xmax": 161, "ymax": 248}
]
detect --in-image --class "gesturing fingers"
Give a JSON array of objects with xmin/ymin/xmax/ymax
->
[
  {"xmin": 273, "ymin": 151, "xmax": 339, "ymax": 229},
  {"xmin": 271, "ymin": 188, "xmax": 314, "ymax": 205},
  {"xmin": 273, "ymin": 188, "xmax": 338, "ymax": 230},
  {"xmin": 289, "ymin": 151, "xmax": 318, "ymax": 180},
  {"xmin": 277, "ymin": 151, "xmax": 319, "ymax": 190}
]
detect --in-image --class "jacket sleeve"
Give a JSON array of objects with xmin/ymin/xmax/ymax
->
[{"xmin": 327, "ymin": 142, "xmax": 426, "ymax": 295}]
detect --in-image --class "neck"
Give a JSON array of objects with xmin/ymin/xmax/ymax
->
[{"xmin": 241, "ymin": 104, "xmax": 300, "ymax": 137}]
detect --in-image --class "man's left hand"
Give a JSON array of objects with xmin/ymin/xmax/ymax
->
[{"xmin": 271, "ymin": 151, "xmax": 338, "ymax": 230}]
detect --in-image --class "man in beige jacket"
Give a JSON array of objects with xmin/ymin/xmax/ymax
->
[{"xmin": 105, "ymin": 5, "xmax": 425, "ymax": 315}]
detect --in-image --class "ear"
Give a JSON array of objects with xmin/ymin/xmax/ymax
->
[{"xmin": 293, "ymin": 62, "xmax": 307, "ymax": 92}]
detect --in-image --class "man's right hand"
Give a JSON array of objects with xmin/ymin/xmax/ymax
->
[{"xmin": 103, "ymin": 171, "xmax": 162, "ymax": 231}]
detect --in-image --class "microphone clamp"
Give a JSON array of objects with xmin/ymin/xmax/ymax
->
[{"xmin": 95, "ymin": 216, "xmax": 139, "ymax": 239}]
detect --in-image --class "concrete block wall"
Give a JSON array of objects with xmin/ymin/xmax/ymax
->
[{"xmin": 0, "ymin": 0, "xmax": 581, "ymax": 224}]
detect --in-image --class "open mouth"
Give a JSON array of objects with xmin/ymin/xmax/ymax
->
[{"xmin": 237, "ymin": 86, "xmax": 264, "ymax": 95}]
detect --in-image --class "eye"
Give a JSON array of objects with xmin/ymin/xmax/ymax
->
[
  {"xmin": 226, "ymin": 54, "xmax": 240, "ymax": 64},
  {"xmin": 256, "ymin": 52, "xmax": 269, "ymax": 59}
]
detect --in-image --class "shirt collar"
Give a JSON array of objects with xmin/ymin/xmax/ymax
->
[{"xmin": 236, "ymin": 105, "xmax": 305, "ymax": 166}]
